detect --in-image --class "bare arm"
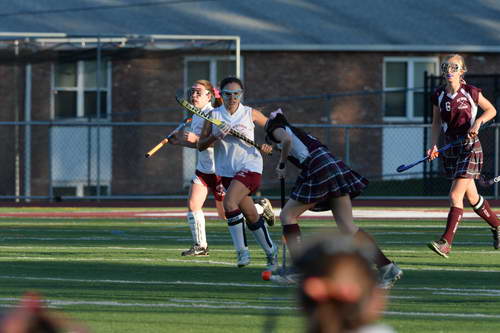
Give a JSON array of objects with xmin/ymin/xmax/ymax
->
[
  {"xmin": 271, "ymin": 127, "xmax": 292, "ymax": 178},
  {"xmin": 197, "ymin": 119, "xmax": 218, "ymax": 151},
  {"xmin": 252, "ymin": 109, "xmax": 269, "ymax": 128},
  {"xmin": 272, "ymin": 128, "xmax": 292, "ymax": 165},
  {"xmin": 169, "ymin": 131, "xmax": 198, "ymax": 149}
]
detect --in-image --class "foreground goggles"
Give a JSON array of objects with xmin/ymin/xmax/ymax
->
[
  {"xmin": 221, "ymin": 89, "xmax": 243, "ymax": 99},
  {"xmin": 189, "ymin": 88, "xmax": 209, "ymax": 97},
  {"xmin": 441, "ymin": 63, "xmax": 462, "ymax": 74}
]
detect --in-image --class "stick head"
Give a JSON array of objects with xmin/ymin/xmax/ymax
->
[{"xmin": 396, "ymin": 165, "xmax": 408, "ymax": 173}]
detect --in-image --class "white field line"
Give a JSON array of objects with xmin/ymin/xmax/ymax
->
[
  {"xmin": 0, "ymin": 296, "xmax": 497, "ymax": 319},
  {"xmin": 0, "ymin": 257, "xmax": 498, "ymax": 272},
  {"xmin": 0, "ymin": 275, "xmax": 285, "ymax": 288},
  {"xmin": 0, "ymin": 257, "xmax": 244, "ymax": 266},
  {"xmin": 0, "ymin": 246, "xmax": 237, "ymax": 252},
  {"xmin": 0, "ymin": 297, "xmax": 296, "ymax": 311},
  {"xmin": 137, "ymin": 209, "xmax": 494, "ymax": 220},
  {"xmin": 433, "ymin": 292, "xmax": 500, "ymax": 297},
  {"xmin": 384, "ymin": 311, "xmax": 500, "ymax": 319},
  {"xmin": 7, "ymin": 246, "xmax": 497, "ymax": 255},
  {"xmin": 393, "ymin": 286, "xmax": 500, "ymax": 293}
]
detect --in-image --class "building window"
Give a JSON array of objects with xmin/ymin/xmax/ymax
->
[
  {"xmin": 53, "ymin": 60, "xmax": 110, "ymax": 119},
  {"xmin": 185, "ymin": 56, "xmax": 241, "ymax": 91},
  {"xmin": 383, "ymin": 57, "xmax": 438, "ymax": 121}
]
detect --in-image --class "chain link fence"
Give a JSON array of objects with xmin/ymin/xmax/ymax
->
[{"xmin": 1, "ymin": 121, "xmax": 499, "ymax": 201}]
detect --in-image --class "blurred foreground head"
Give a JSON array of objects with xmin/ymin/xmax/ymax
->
[
  {"xmin": 295, "ymin": 232, "xmax": 393, "ymax": 333},
  {"xmin": 0, "ymin": 292, "xmax": 89, "ymax": 333}
]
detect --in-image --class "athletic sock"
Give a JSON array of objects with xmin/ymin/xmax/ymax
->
[
  {"xmin": 282, "ymin": 223, "xmax": 302, "ymax": 260},
  {"xmin": 192, "ymin": 210, "xmax": 207, "ymax": 248},
  {"xmin": 354, "ymin": 228, "xmax": 392, "ymax": 268},
  {"xmin": 442, "ymin": 207, "xmax": 463, "ymax": 245},
  {"xmin": 473, "ymin": 196, "xmax": 500, "ymax": 228},
  {"xmin": 247, "ymin": 216, "xmax": 274, "ymax": 255},
  {"xmin": 225, "ymin": 209, "xmax": 248, "ymax": 252},
  {"xmin": 187, "ymin": 211, "xmax": 200, "ymax": 247}
]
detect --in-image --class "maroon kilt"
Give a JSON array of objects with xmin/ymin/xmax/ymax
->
[
  {"xmin": 290, "ymin": 147, "xmax": 368, "ymax": 211},
  {"xmin": 441, "ymin": 135, "xmax": 483, "ymax": 179}
]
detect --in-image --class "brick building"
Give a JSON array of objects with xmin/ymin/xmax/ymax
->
[{"xmin": 1, "ymin": 0, "xmax": 500, "ymax": 199}]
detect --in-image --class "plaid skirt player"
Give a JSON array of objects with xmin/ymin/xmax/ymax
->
[
  {"xmin": 427, "ymin": 53, "xmax": 500, "ymax": 258},
  {"xmin": 264, "ymin": 109, "xmax": 403, "ymax": 289}
]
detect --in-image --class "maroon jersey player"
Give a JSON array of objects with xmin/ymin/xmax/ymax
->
[{"xmin": 427, "ymin": 54, "xmax": 500, "ymax": 258}]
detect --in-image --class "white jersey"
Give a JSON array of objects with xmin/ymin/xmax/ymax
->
[
  {"xmin": 190, "ymin": 103, "xmax": 215, "ymax": 174},
  {"xmin": 211, "ymin": 104, "xmax": 263, "ymax": 177}
]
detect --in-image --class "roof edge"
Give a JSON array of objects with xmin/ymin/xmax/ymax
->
[{"xmin": 241, "ymin": 44, "xmax": 500, "ymax": 52}]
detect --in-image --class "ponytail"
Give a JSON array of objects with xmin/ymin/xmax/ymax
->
[{"xmin": 212, "ymin": 87, "xmax": 223, "ymax": 107}]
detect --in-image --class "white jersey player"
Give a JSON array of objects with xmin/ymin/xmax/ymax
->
[{"xmin": 198, "ymin": 77, "xmax": 278, "ymax": 269}]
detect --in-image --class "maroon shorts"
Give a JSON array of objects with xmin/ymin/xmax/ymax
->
[
  {"xmin": 193, "ymin": 170, "xmax": 225, "ymax": 201},
  {"xmin": 221, "ymin": 170, "xmax": 262, "ymax": 195}
]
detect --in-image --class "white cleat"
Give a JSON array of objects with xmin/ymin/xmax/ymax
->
[
  {"xmin": 378, "ymin": 262, "xmax": 403, "ymax": 289},
  {"xmin": 237, "ymin": 249, "xmax": 251, "ymax": 267},
  {"xmin": 266, "ymin": 246, "xmax": 279, "ymax": 271}
]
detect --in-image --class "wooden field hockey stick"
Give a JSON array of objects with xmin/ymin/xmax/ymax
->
[
  {"xmin": 145, "ymin": 117, "xmax": 192, "ymax": 158},
  {"xmin": 396, "ymin": 122, "xmax": 493, "ymax": 173},
  {"xmin": 175, "ymin": 96, "xmax": 269, "ymax": 152}
]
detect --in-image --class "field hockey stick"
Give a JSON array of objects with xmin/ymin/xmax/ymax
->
[
  {"xmin": 175, "ymin": 96, "xmax": 269, "ymax": 152},
  {"xmin": 145, "ymin": 117, "xmax": 192, "ymax": 158},
  {"xmin": 280, "ymin": 177, "xmax": 287, "ymax": 274},
  {"xmin": 396, "ymin": 122, "xmax": 493, "ymax": 173}
]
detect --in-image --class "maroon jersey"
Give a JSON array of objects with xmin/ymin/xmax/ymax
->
[{"xmin": 431, "ymin": 84, "xmax": 481, "ymax": 136}]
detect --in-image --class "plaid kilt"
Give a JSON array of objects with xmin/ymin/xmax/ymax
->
[
  {"xmin": 290, "ymin": 147, "xmax": 368, "ymax": 211},
  {"xmin": 441, "ymin": 134, "xmax": 483, "ymax": 179}
]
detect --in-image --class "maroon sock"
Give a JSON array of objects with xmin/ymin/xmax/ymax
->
[
  {"xmin": 354, "ymin": 228, "xmax": 392, "ymax": 268},
  {"xmin": 282, "ymin": 224, "xmax": 301, "ymax": 260},
  {"xmin": 441, "ymin": 207, "xmax": 463, "ymax": 244},
  {"xmin": 473, "ymin": 197, "xmax": 500, "ymax": 228}
]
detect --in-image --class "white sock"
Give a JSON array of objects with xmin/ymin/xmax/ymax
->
[
  {"xmin": 187, "ymin": 211, "xmax": 207, "ymax": 248},
  {"xmin": 227, "ymin": 213, "xmax": 247, "ymax": 252},
  {"xmin": 248, "ymin": 218, "xmax": 274, "ymax": 255}
]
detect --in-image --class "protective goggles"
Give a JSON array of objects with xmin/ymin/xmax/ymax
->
[
  {"xmin": 441, "ymin": 63, "xmax": 462, "ymax": 74},
  {"xmin": 189, "ymin": 88, "xmax": 210, "ymax": 97},
  {"xmin": 221, "ymin": 89, "xmax": 243, "ymax": 99}
]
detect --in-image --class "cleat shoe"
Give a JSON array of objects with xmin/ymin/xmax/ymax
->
[
  {"xmin": 491, "ymin": 226, "xmax": 500, "ymax": 250},
  {"xmin": 181, "ymin": 245, "xmax": 209, "ymax": 257},
  {"xmin": 428, "ymin": 239, "xmax": 451, "ymax": 258},
  {"xmin": 378, "ymin": 262, "xmax": 403, "ymax": 289},
  {"xmin": 266, "ymin": 246, "xmax": 279, "ymax": 271},
  {"xmin": 237, "ymin": 249, "xmax": 251, "ymax": 267},
  {"xmin": 259, "ymin": 198, "xmax": 275, "ymax": 227}
]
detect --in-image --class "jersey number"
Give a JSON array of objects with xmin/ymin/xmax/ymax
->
[{"xmin": 445, "ymin": 101, "xmax": 451, "ymax": 112}]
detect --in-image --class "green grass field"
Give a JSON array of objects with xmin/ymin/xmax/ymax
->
[{"xmin": 1, "ymin": 207, "xmax": 500, "ymax": 332}]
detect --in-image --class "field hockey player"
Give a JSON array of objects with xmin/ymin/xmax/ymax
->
[
  {"xmin": 197, "ymin": 77, "xmax": 278, "ymax": 269},
  {"xmin": 427, "ymin": 54, "xmax": 500, "ymax": 258},
  {"xmin": 264, "ymin": 109, "xmax": 403, "ymax": 288}
]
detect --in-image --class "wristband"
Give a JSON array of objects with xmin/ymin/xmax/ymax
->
[{"xmin": 279, "ymin": 162, "xmax": 285, "ymax": 169}]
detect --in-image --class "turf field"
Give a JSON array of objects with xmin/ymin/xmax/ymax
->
[{"xmin": 0, "ymin": 206, "xmax": 500, "ymax": 332}]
